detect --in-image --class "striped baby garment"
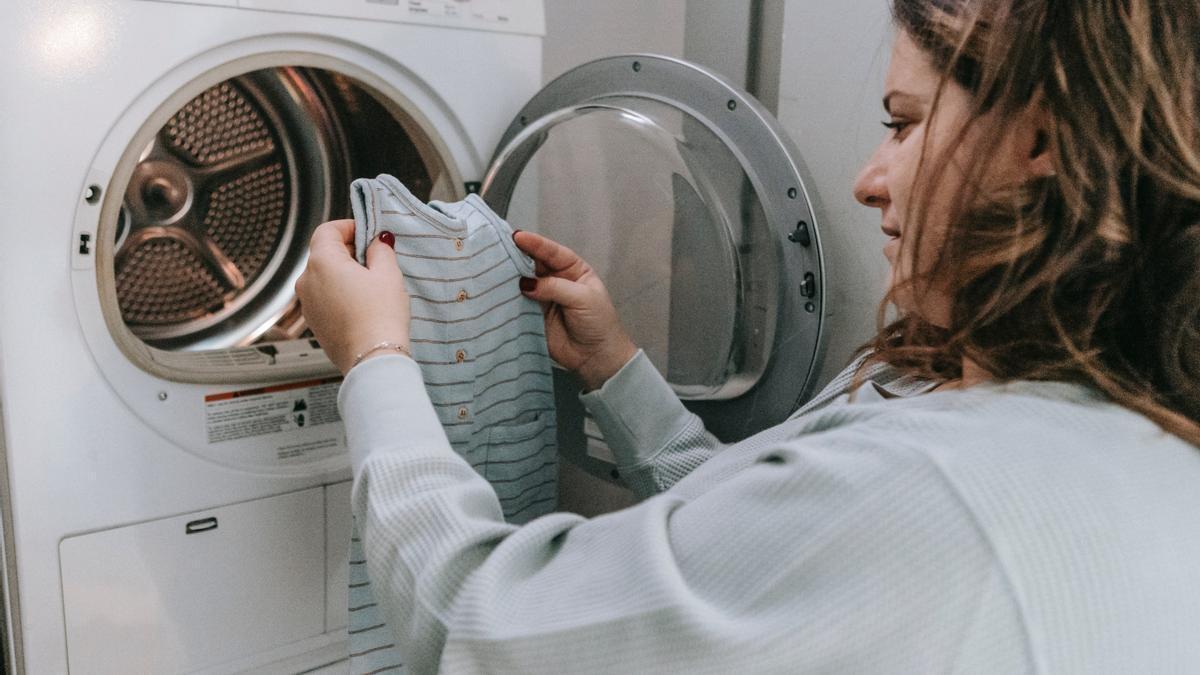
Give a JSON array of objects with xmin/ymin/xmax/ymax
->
[{"xmin": 345, "ymin": 174, "xmax": 558, "ymax": 674}]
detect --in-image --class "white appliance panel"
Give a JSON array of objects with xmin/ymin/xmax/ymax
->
[
  {"xmin": 60, "ymin": 488, "xmax": 326, "ymax": 673},
  {"xmin": 237, "ymin": 0, "xmax": 546, "ymax": 36},
  {"xmin": 325, "ymin": 480, "xmax": 353, "ymax": 633}
]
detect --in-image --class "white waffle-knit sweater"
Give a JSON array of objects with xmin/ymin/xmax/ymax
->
[{"xmin": 341, "ymin": 349, "xmax": 1200, "ymax": 674}]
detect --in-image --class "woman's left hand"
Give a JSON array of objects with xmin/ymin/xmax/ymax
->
[{"xmin": 295, "ymin": 219, "xmax": 412, "ymax": 375}]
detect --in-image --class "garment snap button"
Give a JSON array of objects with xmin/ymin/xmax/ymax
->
[
  {"xmin": 457, "ymin": 406, "xmax": 469, "ymax": 420},
  {"xmin": 455, "ymin": 349, "xmax": 467, "ymax": 364},
  {"xmin": 453, "ymin": 238, "xmax": 464, "ymax": 252},
  {"xmin": 456, "ymin": 289, "xmax": 468, "ymax": 303}
]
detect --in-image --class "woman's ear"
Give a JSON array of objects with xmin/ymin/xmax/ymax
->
[{"xmin": 1024, "ymin": 107, "xmax": 1057, "ymax": 178}]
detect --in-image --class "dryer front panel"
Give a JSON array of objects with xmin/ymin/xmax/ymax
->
[{"xmin": 482, "ymin": 55, "xmax": 827, "ymax": 456}]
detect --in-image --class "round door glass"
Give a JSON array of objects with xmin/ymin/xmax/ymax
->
[{"xmin": 494, "ymin": 97, "xmax": 779, "ymax": 400}]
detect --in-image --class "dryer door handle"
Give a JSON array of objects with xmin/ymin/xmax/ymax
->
[{"xmin": 185, "ymin": 516, "xmax": 219, "ymax": 535}]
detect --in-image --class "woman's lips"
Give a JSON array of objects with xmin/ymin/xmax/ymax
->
[
  {"xmin": 884, "ymin": 238, "xmax": 900, "ymax": 261},
  {"xmin": 883, "ymin": 226, "xmax": 901, "ymax": 262}
]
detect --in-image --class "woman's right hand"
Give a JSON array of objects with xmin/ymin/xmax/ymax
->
[{"xmin": 513, "ymin": 230, "xmax": 637, "ymax": 391}]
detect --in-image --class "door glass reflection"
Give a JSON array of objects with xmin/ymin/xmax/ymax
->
[{"xmin": 501, "ymin": 98, "xmax": 778, "ymax": 400}]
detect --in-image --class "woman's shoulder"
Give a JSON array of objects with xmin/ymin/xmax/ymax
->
[
  {"xmin": 792, "ymin": 378, "xmax": 1200, "ymax": 558},
  {"xmin": 797, "ymin": 356, "xmax": 1186, "ymax": 458},
  {"xmin": 773, "ymin": 379, "xmax": 1200, "ymax": 624},
  {"xmin": 784, "ymin": 377, "xmax": 1199, "ymax": 514},
  {"xmin": 810, "ymin": 377, "xmax": 1191, "ymax": 460}
]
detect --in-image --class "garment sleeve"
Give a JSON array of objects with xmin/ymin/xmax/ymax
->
[
  {"xmin": 578, "ymin": 350, "xmax": 727, "ymax": 497},
  {"xmin": 338, "ymin": 356, "xmax": 1020, "ymax": 674}
]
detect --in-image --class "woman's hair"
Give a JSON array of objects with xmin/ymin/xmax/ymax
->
[{"xmin": 869, "ymin": 0, "xmax": 1200, "ymax": 445}]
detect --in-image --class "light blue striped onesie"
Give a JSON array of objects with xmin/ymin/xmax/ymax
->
[{"xmin": 345, "ymin": 175, "xmax": 557, "ymax": 674}]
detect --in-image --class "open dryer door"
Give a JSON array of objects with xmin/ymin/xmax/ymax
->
[{"xmin": 480, "ymin": 55, "xmax": 827, "ymax": 471}]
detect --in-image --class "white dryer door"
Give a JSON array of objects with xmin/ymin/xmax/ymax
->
[{"xmin": 481, "ymin": 54, "xmax": 826, "ymax": 449}]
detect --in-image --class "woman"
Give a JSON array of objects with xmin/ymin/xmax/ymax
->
[{"xmin": 296, "ymin": 0, "xmax": 1200, "ymax": 672}]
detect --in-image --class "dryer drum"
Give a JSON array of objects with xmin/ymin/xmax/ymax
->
[{"xmin": 110, "ymin": 67, "xmax": 438, "ymax": 351}]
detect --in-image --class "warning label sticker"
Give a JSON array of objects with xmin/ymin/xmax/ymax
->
[{"xmin": 205, "ymin": 377, "xmax": 343, "ymax": 453}]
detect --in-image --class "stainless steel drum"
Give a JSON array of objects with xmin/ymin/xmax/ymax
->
[{"xmin": 112, "ymin": 67, "xmax": 442, "ymax": 351}]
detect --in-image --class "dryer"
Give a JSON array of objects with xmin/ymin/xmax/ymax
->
[{"xmin": 0, "ymin": 1, "xmax": 828, "ymax": 672}]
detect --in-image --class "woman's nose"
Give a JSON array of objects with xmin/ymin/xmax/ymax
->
[{"xmin": 853, "ymin": 153, "xmax": 889, "ymax": 208}]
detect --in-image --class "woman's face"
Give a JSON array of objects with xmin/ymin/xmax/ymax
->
[
  {"xmin": 853, "ymin": 32, "xmax": 973, "ymax": 324},
  {"xmin": 853, "ymin": 31, "xmax": 1038, "ymax": 326},
  {"xmin": 854, "ymin": 31, "xmax": 1041, "ymax": 326}
]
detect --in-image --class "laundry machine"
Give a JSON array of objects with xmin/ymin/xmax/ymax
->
[{"xmin": 0, "ymin": 1, "xmax": 829, "ymax": 672}]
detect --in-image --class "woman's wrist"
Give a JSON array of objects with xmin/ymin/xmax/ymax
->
[
  {"xmin": 577, "ymin": 339, "xmax": 639, "ymax": 392},
  {"xmin": 335, "ymin": 330, "xmax": 412, "ymax": 375},
  {"xmin": 351, "ymin": 340, "xmax": 413, "ymax": 370}
]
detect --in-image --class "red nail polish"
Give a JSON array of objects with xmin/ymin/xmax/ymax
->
[
  {"xmin": 519, "ymin": 277, "xmax": 537, "ymax": 292},
  {"xmin": 378, "ymin": 231, "xmax": 396, "ymax": 248}
]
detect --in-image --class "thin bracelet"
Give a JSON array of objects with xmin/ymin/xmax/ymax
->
[{"xmin": 351, "ymin": 341, "xmax": 413, "ymax": 368}]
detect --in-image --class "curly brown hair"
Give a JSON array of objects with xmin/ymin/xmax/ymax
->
[{"xmin": 869, "ymin": 0, "xmax": 1200, "ymax": 445}]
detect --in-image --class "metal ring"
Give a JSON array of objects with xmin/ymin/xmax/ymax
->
[{"xmin": 481, "ymin": 54, "xmax": 827, "ymax": 441}]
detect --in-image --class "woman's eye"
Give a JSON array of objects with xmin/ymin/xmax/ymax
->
[{"xmin": 882, "ymin": 119, "xmax": 912, "ymax": 139}]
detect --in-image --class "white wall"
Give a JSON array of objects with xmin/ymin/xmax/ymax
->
[
  {"xmin": 542, "ymin": 0, "xmax": 687, "ymax": 84},
  {"xmin": 683, "ymin": 0, "xmax": 753, "ymax": 90}
]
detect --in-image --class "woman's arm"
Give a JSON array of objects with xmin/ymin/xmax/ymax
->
[
  {"xmin": 511, "ymin": 231, "xmax": 726, "ymax": 496},
  {"xmin": 341, "ymin": 355, "xmax": 1012, "ymax": 674},
  {"xmin": 578, "ymin": 349, "xmax": 727, "ymax": 497}
]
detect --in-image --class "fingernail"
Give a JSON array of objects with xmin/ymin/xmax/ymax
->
[
  {"xmin": 512, "ymin": 229, "xmax": 523, "ymax": 241},
  {"xmin": 378, "ymin": 231, "xmax": 396, "ymax": 248},
  {"xmin": 519, "ymin": 277, "xmax": 537, "ymax": 292}
]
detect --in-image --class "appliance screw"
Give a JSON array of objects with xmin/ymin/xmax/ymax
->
[
  {"xmin": 787, "ymin": 187, "xmax": 798, "ymax": 199},
  {"xmin": 727, "ymin": 99, "xmax": 737, "ymax": 111},
  {"xmin": 84, "ymin": 185, "xmax": 102, "ymax": 204},
  {"xmin": 805, "ymin": 302, "xmax": 816, "ymax": 313},
  {"xmin": 157, "ymin": 391, "xmax": 169, "ymax": 401},
  {"xmin": 632, "ymin": 61, "xmax": 642, "ymax": 72}
]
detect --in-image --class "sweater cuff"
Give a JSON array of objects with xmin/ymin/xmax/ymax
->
[
  {"xmin": 337, "ymin": 353, "xmax": 453, "ymax": 477},
  {"xmin": 578, "ymin": 350, "xmax": 692, "ymax": 468}
]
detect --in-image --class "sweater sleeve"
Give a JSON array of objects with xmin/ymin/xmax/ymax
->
[
  {"xmin": 338, "ymin": 355, "xmax": 1023, "ymax": 674},
  {"xmin": 578, "ymin": 350, "xmax": 728, "ymax": 497}
]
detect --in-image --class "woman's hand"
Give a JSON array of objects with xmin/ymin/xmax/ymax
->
[
  {"xmin": 295, "ymin": 219, "xmax": 411, "ymax": 375},
  {"xmin": 514, "ymin": 231, "xmax": 637, "ymax": 391}
]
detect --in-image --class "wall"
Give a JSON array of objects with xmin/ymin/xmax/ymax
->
[
  {"xmin": 542, "ymin": 0, "xmax": 687, "ymax": 84},
  {"xmin": 683, "ymin": 0, "xmax": 753, "ymax": 90}
]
